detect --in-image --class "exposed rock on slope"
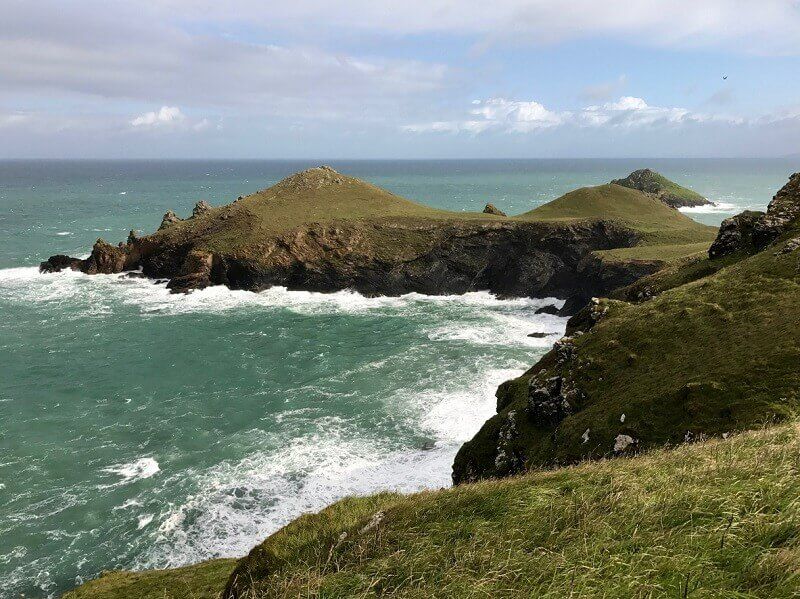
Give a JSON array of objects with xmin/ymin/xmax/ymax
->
[
  {"xmin": 40, "ymin": 167, "xmax": 714, "ymax": 312},
  {"xmin": 709, "ymin": 172, "xmax": 800, "ymax": 258},
  {"xmin": 483, "ymin": 203, "xmax": 506, "ymax": 216},
  {"xmin": 453, "ymin": 173, "xmax": 800, "ymax": 484},
  {"xmin": 612, "ymin": 168, "xmax": 711, "ymax": 208}
]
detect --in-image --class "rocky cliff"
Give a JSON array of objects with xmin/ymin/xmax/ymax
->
[
  {"xmin": 40, "ymin": 167, "xmax": 714, "ymax": 312},
  {"xmin": 453, "ymin": 173, "xmax": 800, "ymax": 484}
]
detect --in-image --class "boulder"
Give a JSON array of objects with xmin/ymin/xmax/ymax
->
[
  {"xmin": 483, "ymin": 203, "xmax": 507, "ymax": 216},
  {"xmin": 39, "ymin": 254, "xmax": 82, "ymax": 273}
]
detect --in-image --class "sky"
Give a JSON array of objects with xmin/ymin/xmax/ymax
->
[{"xmin": 2, "ymin": 0, "xmax": 800, "ymax": 159}]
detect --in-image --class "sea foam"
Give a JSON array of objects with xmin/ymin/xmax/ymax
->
[{"xmin": 102, "ymin": 457, "xmax": 160, "ymax": 484}]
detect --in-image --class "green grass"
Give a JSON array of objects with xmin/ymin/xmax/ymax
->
[
  {"xmin": 63, "ymin": 559, "xmax": 236, "ymax": 599},
  {"xmin": 459, "ymin": 226, "xmax": 800, "ymax": 476},
  {"xmin": 68, "ymin": 423, "xmax": 800, "ymax": 598},
  {"xmin": 147, "ymin": 170, "xmax": 714, "ymax": 265},
  {"xmin": 593, "ymin": 241, "xmax": 712, "ymax": 264},
  {"xmin": 518, "ymin": 184, "xmax": 716, "ymax": 248},
  {"xmin": 149, "ymin": 167, "xmax": 502, "ymax": 256}
]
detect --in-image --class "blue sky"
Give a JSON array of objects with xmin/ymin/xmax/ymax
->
[{"xmin": 1, "ymin": 0, "xmax": 799, "ymax": 158}]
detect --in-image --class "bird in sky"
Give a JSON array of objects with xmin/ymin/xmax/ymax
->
[{"xmin": 723, "ymin": 75, "xmax": 728, "ymax": 80}]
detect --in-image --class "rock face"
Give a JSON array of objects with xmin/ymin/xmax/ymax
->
[
  {"xmin": 483, "ymin": 203, "xmax": 507, "ymax": 216},
  {"xmin": 192, "ymin": 201, "xmax": 212, "ymax": 218},
  {"xmin": 612, "ymin": 168, "xmax": 711, "ymax": 209},
  {"xmin": 39, "ymin": 168, "xmax": 676, "ymax": 310},
  {"xmin": 159, "ymin": 210, "xmax": 182, "ymax": 230},
  {"xmin": 709, "ymin": 173, "xmax": 800, "ymax": 258}
]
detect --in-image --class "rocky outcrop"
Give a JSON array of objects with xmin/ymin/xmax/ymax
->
[
  {"xmin": 39, "ymin": 254, "xmax": 82, "ymax": 273},
  {"xmin": 192, "ymin": 201, "xmax": 212, "ymax": 218},
  {"xmin": 612, "ymin": 168, "xmax": 711, "ymax": 209},
  {"xmin": 40, "ymin": 216, "xmax": 652, "ymax": 311},
  {"xmin": 709, "ymin": 173, "xmax": 800, "ymax": 258},
  {"xmin": 159, "ymin": 210, "xmax": 182, "ymax": 230},
  {"xmin": 39, "ymin": 167, "xmax": 702, "ymax": 313},
  {"xmin": 483, "ymin": 203, "xmax": 507, "ymax": 216}
]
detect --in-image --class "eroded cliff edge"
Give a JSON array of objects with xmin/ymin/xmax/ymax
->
[
  {"xmin": 40, "ymin": 166, "xmax": 715, "ymax": 313},
  {"xmin": 453, "ymin": 173, "xmax": 800, "ymax": 484}
]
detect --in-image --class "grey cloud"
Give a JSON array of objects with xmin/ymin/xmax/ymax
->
[{"xmin": 0, "ymin": 1, "xmax": 450, "ymax": 120}]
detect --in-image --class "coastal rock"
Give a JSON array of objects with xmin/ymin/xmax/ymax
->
[
  {"xmin": 159, "ymin": 210, "xmax": 182, "ymax": 230},
  {"xmin": 82, "ymin": 239, "xmax": 133, "ymax": 274},
  {"xmin": 527, "ymin": 375, "xmax": 573, "ymax": 426},
  {"xmin": 39, "ymin": 254, "xmax": 82, "ymax": 273},
  {"xmin": 192, "ymin": 201, "xmax": 212, "ymax": 218},
  {"xmin": 40, "ymin": 168, "xmax": 706, "ymax": 303},
  {"xmin": 483, "ymin": 203, "xmax": 507, "ymax": 216},
  {"xmin": 709, "ymin": 173, "xmax": 800, "ymax": 258},
  {"xmin": 612, "ymin": 168, "xmax": 711, "ymax": 208}
]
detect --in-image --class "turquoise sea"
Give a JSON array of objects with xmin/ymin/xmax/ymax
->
[{"xmin": 1, "ymin": 159, "xmax": 797, "ymax": 597}]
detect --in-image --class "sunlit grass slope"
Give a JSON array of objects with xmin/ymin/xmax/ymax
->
[{"xmin": 68, "ymin": 422, "xmax": 800, "ymax": 598}]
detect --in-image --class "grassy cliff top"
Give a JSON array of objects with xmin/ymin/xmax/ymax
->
[
  {"xmin": 611, "ymin": 168, "xmax": 710, "ymax": 208},
  {"xmin": 518, "ymin": 183, "xmax": 716, "ymax": 250},
  {"xmin": 148, "ymin": 169, "xmax": 714, "ymax": 260},
  {"xmin": 148, "ymin": 166, "xmax": 499, "ymax": 254},
  {"xmin": 66, "ymin": 421, "xmax": 800, "ymax": 598}
]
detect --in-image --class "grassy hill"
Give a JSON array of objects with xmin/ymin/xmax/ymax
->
[
  {"xmin": 611, "ymin": 169, "xmax": 710, "ymax": 208},
  {"xmin": 517, "ymin": 183, "xmax": 716, "ymax": 262},
  {"xmin": 66, "ymin": 422, "xmax": 800, "ymax": 598},
  {"xmin": 454, "ymin": 199, "xmax": 800, "ymax": 482},
  {"xmin": 151, "ymin": 171, "xmax": 714, "ymax": 263},
  {"xmin": 147, "ymin": 166, "xmax": 501, "ymax": 256}
]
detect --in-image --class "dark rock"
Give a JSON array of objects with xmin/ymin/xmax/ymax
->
[
  {"xmin": 527, "ymin": 376, "xmax": 572, "ymax": 426},
  {"xmin": 535, "ymin": 304, "xmax": 561, "ymax": 316},
  {"xmin": 483, "ymin": 203, "xmax": 507, "ymax": 217},
  {"xmin": 527, "ymin": 332, "xmax": 550, "ymax": 338},
  {"xmin": 709, "ymin": 173, "xmax": 800, "ymax": 258},
  {"xmin": 557, "ymin": 294, "xmax": 589, "ymax": 316},
  {"xmin": 39, "ymin": 254, "xmax": 81, "ymax": 273},
  {"xmin": 708, "ymin": 210, "xmax": 764, "ymax": 259},
  {"xmin": 565, "ymin": 297, "xmax": 609, "ymax": 335},
  {"xmin": 166, "ymin": 250, "xmax": 215, "ymax": 293}
]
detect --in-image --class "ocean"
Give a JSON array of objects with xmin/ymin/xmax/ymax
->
[{"xmin": 0, "ymin": 159, "xmax": 796, "ymax": 597}]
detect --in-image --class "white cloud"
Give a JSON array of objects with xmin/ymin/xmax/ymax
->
[
  {"xmin": 130, "ymin": 106, "xmax": 186, "ymax": 127},
  {"xmin": 405, "ymin": 95, "xmax": 747, "ymax": 134},
  {"xmin": 472, "ymin": 99, "xmax": 563, "ymax": 131}
]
